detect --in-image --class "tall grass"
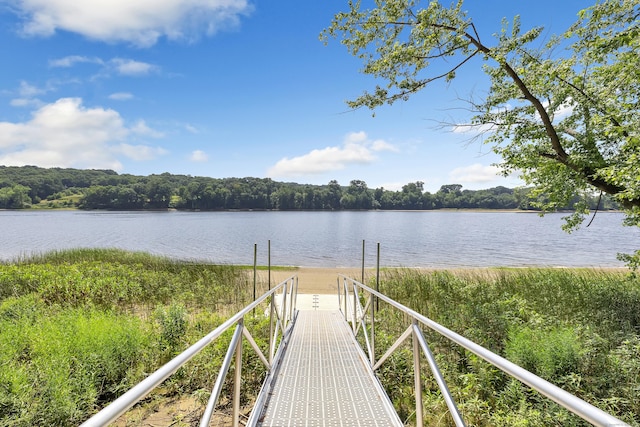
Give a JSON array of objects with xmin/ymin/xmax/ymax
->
[
  {"xmin": 372, "ymin": 268, "xmax": 640, "ymax": 426},
  {"xmin": 0, "ymin": 249, "xmax": 266, "ymax": 426},
  {"xmin": 1, "ymin": 248, "xmax": 249, "ymax": 312},
  {"xmin": 0, "ymin": 304, "xmax": 149, "ymax": 425}
]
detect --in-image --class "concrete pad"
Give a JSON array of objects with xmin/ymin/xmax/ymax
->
[{"xmin": 294, "ymin": 293, "xmax": 340, "ymax": 311}]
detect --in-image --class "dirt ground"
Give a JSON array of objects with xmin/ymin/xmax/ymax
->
[{"xmin": 258, "ymin": 267, "xmax": 368, "ymax": 294}]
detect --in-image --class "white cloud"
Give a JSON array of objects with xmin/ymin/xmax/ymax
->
[
  {"xmin": 345, "ymin": 131, "xmax": 367, "ymax": 144},
  {"xmin": 10, "ymin": 98, "xmax": 44, "ymax": 108},
  {"xmin": 452, "ymin": 99, "xmax": 575, "ymax": 134},
  {"xmin": 371, "ymin": 139, "xmax": 399, "ymax": 152},
  {"xmin": 108, "ymin": 92, "xmax": 134, "ymax": 101},
  {"xmin": 131, "ymin": 120, "xmax": 164, "ymax": 138},
  {"xmin": 189, "ymin": 150, "xmax": 208, "ymax": 162},
  {"xmin": 0, "ymin": 97, "xmax": 167, "ymax": 170},
  {"xmin": 17, "ymin": 80, "xmax": 47, "ymax": 97},
  {"xmin": 49, "ymin": 55, "xmax": 158, "ymax": 77},
  {"xmin": 9, "ymin": 80, "xmax": 55, "ymax": 107},
  {"xmin": 544, "ymin": 98, "xmax": 575, "ymax": 120},
  {"xmin": 13, "ymin": 0, "xmax": 253, "ymax": 47},
  {"xmin": 113, "ymin": 143, "xmax": 168, "ymax": 161},
  {"xmin": 449, "ymin": 163, "xmax": 501, "ymax": 183},
  {"xmin": 378, "ymin": 182, "xmax": 407, "ymax": 192},
  {"xmin": 184, "ymin": 124, "xmax": 199, "ymax": 134},
  {"xmin": 49, "ymin": 55, "xmax": 103, "ymax": 67},
  {"xmin": 110, "ymin": 58, "xmax": 157, "ymax": 76},
  {"xmin": 451, "ymin": 122, "xmax": 497, "ymax": 134},
  {"xmin": 267, "ymin": 131, "xmax": 398, "ymax": 178}
]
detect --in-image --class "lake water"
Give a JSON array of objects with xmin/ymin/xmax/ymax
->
[{"xmin": 0, "ymin": 210, "xmax": 637, "ymax": 268}]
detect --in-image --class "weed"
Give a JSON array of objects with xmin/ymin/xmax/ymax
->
[
  {"xmin": 373, "ymin": 268, "xmax": 640, "ymax": 426},
  {"xmin": 0, "ymin": 249, "xmax": 257, "ymax": 426}
]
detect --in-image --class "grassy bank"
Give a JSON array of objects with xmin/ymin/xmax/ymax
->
[
  {"xmin": 371, "ymin": 268, "xmax": 640, "ymax": 426},
  {"xmin": 0, "ymin": 249, "xmax": 269, "ymax": 426},
  {"xmin": 2, "ymin": 252, "xmax": 639, "ymax": 426}
]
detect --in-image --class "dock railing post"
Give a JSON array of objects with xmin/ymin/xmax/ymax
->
[
  {"xmin": 413, "ymin": 319, "xmax": 424, "ymax": 427},
  {"xmin": 199, "ymin": 322, "xmax": 244, "ymax": 427},
  {"xmin": 268, "ymin": 294, "xmax": 275, "ymax": 365},
  {"xmin": 337, "ymin": 278, "xmax": 342, "ymax": 315},
  {"xmin": 376, "ymin": 242, "xmax": 380, "ymax": 312},
  {"xmin": 370, "ymin": 292, "xmax": 375, "ymax": 366},
  {"xmin": 281, "ymin": 281, "xmax": 288, "ymax": 330},
  {"xmin": 253, "ymin": 244, "xmax": 257, "ymax": 316},
  {"xmin": 343, "ymin": 278, "xmax": 348, "ymax": 322},
  {"xmin": 352, "ymin": 281, "xmax": 357, "ymax": 333},
  {"xmin": 232, "ymin": 319, "xmax": 243, "ymax": 427},
  {"xmin": 289, "ymin": 276, "xmax": 297, "ymax": 320},
  {"xmin": 361, "ymin": 239, "xmax": 365, "ymax": 284}
]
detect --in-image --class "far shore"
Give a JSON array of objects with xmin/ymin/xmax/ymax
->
[{"xmin": 8, "ymin": 206, "xmax": 624, "ymax": 214}]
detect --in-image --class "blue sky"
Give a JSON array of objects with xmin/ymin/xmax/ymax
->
[{"xmin": 0, "ymin": 0, "xmax": 591, "ymax": 192}]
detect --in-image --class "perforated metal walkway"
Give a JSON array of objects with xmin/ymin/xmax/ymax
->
[{"xmin": 256, "ymin": 304, "xmax": 402, "ymax": 426}]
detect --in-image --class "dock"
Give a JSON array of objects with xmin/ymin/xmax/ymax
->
[{"xmin": 255, "ymin": 296, "xmax": 402, "ymax": 426}]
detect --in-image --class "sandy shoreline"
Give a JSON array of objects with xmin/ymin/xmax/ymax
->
[
  {"xmin": 257, "ymin": 267, "xmax": 364, "ymax": 294},
  {"xmin": 255, "ymin": 265, "xmax": 629, "ymax": 295}
]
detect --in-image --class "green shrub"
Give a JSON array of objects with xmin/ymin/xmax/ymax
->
[
  {"xmin": 1, "ymin": 249, "xmax": 251, "ymax": 312},
  {"xmin": 375, "ymin": 268, "xmax": 640, "ymax": 426},
  {"xmin": 0, "ymin": 304, "xmax": 151, "ymax": 426},
  {"xmin": 605, "ymin": 337, "xmax": 640, "ymax": 419},
  {"xmin": 0, "ymin": 249, "xmax": 260, "ymax": 425},
  {"xmin": 505, "ymin": 325, "xmax": 582, "ymax": 380},
  {"xmin": 154, "ymin": 303, "xmax": 188, "ymax": 358}
]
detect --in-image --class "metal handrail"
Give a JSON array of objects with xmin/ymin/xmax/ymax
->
[
  {"xmin": 81, "ymin": 275, "xmax": 298, "ymax": 427},
  {"xmin": 338, "ymin": 275, "xmax": 630, "ymax": 427}
]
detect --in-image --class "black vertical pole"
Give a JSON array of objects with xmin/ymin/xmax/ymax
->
[
  {"xmin": 268, "ymin": 239, "xmax": 271, "ymax": 291},
  {"xmin": 376, "ymin": 242, "xmax": 380, "ymax": 312},
  {"xmin": 253, "ymin": 243, "xmax": 257, "ymax": 303},
  {"xmin": 361, "ymin": 239, "xmax": 365, "ymax": 284}
]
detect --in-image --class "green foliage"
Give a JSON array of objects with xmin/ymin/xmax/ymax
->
[
  {"xmin": 374, "ymin": 268, "xmax": 640, "ymax": 425},
  {"xmin": 0, "ymin": 249, "xmax": 261, "ymax": 426},
  {"xmin": 154, "ymin": 303, "xmax": 188, "ymax": 357},
  {"xmin": 605, "ymin": 337, "xmax": 640, "ymax": 417},
  {"xmin": 323, "ymin": 0, "xmax": 640, "ymax": 264},
  {"xmin": 0, "ymin": 165, "xmax": 618, "ymax": 212},
  {"xmin": 0, "ymin": 303, "xmax": 150, "ymax": 425},
  {"xmin": 505, "ymin": 325, "xmax": 582, "ymax": 379},
  {"xmin": 0, "ymin": 185, "xmax": 31, "ymax": 209},
  {"xmin": 1, "ymin": 249, "xmax": 251, "ymax": 311}
]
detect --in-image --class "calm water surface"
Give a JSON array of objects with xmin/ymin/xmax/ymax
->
[{"xmin": 0, "ymin": 210, "xmax": 637, "ymax": 268}]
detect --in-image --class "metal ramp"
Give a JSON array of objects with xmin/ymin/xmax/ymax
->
[{"xmin": 256, "ymin": 309, "xmax": 402, "ymax": 426}]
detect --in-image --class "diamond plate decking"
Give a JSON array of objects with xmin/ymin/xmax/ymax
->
[{"xmin": 256, "ymin": 306, "xmax": 403, "ymax": 427}]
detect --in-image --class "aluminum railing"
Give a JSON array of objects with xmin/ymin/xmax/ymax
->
[
  {"xmin": 337, "ymin": 275, "xmax": 630, "ymax": 427},
  {"xmin": 81, "ymin": 275, "xmax": 299, "ymax": 427}
]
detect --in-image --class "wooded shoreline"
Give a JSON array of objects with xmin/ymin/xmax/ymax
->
[{"xmin": 0, "ymin": 165, "xmax": 617, "ymax": 211}]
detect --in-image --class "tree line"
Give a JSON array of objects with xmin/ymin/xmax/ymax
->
[{"xmin": 0, "ymin": 165, "xmax": 615, "ymax": 211}]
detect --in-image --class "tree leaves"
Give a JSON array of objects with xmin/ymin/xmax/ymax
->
[{"xmin": 324, "ymin": 0, "xmax": 640, "ymax": 263}]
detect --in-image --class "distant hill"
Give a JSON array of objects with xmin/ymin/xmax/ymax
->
[{"xmin": 0, "ymin": 165, "xmax": 617, "ymax": 211}]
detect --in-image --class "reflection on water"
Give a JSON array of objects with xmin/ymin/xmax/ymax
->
[{"xmin": 0, "ymin": 210, "xmax": 636, "ymax": 268}]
